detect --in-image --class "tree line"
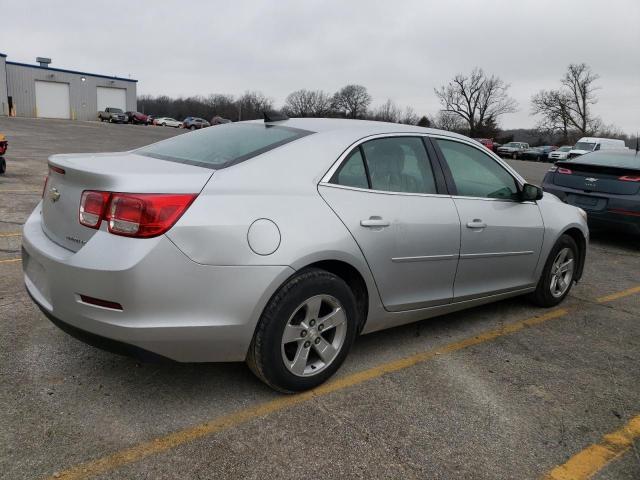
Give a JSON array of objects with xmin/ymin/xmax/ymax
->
[{"xmin": 138, "ymin": 63, "xmax": 635, "ymax": 146}]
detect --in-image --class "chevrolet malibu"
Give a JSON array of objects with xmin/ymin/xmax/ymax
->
[{"xmin": 22, "ymin": 118, "xmax": 588, "ymax": 392}]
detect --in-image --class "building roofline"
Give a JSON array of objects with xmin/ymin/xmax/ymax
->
[{"xmin": 5, "ymin": 61, "xmax": 137, "ymax": 83}]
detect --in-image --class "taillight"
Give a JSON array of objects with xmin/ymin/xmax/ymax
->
[
  {"xmin": 79, "ymin": 191, "xmax": 110, "ymax": 228},
  {"xmin": 618, "ymin": 175, "xmax": 640, "ymax": 182},
  {"xmin": 79, "ymin": 191, "xmax": 196, "ymax": 238},
  {"xmin": 557, "ymin": 167, "xmax": 572, "ymax": 174}
]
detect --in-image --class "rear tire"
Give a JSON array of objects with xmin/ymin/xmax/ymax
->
[
  {"xmin": 247, "ymin": 268, "xmax": 358, "ymax": 393},
  {"xmin": 529, "ymin": 234, "xmax": 579, "ymax": 307},
  {"xmin": 0, "ymin": 157, "xmax": 6, "ymax": 175},
  {"xmin": 190, "ymin": 125, "xmax": 196, "ymax": 130}
]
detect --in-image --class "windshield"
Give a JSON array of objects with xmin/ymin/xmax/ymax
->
[
  {"xmin": 111, "ymin": 108, "xmax": 123, "ymax": 113},
  {"xmin": 137, "ymin": 123, "xmax": 313, "ymax": 169},
  {"xmin": 558, "ymin": 146, "xmax": 572, "ymax": 152},
  {"xmin": 504, "ymin": 142, "xmax": 519, "ymax": 147},
  {"xmin": 574, "ymin": 142, "xmax": 596, "ymax": 151}
]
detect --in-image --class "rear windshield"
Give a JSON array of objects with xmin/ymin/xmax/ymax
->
[{"xmin": 137, "ymin": 123, "xmax": 313, "ymax": 168}]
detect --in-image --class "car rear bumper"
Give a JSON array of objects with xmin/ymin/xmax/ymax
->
[
  {"xmin": 542, "ymin": 184, "xmax": 640, "ymax": 234},
  {"xmin": 22, "ymin": 205, "xmax": 294, "ymax": 362}
]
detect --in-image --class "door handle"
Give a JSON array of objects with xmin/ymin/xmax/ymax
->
[
  {"xmin": 360, "ymin": 217, "xmax": 390, "ymax": 228},
  {"xmin": 466, "ymin": 219, "xmax": 487, "ymax": 229}
]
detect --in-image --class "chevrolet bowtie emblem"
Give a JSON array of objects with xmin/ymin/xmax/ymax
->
[
  {"xmin": 49, "ymin": 187, "xmax": 61, "ymax": 202},
  {"xmin": 585, "ymin": 178, "xmax": 598, "ymax": 182}
]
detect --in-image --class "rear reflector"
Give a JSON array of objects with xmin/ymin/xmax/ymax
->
[
  {"xmin": 41, "ymin": 175, "xmax": 49, "ymax": 198},
  {"xmin": 49, "ymin": 165, "xmax": 66, "ymax": 175},
  {"xmin": 618, "ymin": 175, "xmax": 640, "ymax": 182},
  {"xmin": 557, "ymin": 167, "xmax": 573, "ymax": 174},
  {"xmin": 79, "ymin": 191, "xmax": 197, "ymax": 238},
  {"xmin": 608, "ymin": 208, "xmax": 640, "ymax": 217},
  {"xmin": 79, "ymin": 294, "xmax": 123, "ymax": 311}
]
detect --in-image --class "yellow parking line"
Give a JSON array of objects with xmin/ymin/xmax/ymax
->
[
  {"xmin": 596, "ymin": 285, "xmax": 640, "ymax": 303},
  {"xmin": 42, "ymin": 308, "xmax": 570, "ymax": 480},
  {"xmin": 38, "ymin": 284, "xmax": 640, "ymax": 480},
  {"xmin": 0, "ymin": 232, "xmax": 22, "ymax": 238},
  {"xmin": 542, "ymin": 415, "xmax": 640, "ymax": 480},
  {"xmin": 0, "ymin": 258, "xmax": 20, "ymax": 264}
]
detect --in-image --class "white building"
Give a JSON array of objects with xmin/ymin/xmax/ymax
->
[{"xmin": 0, "ymin": 53, "xmax": 137, "ymax": 121}]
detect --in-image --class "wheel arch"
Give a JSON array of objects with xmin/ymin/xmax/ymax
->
[
  {"xmin": 559, "ymin": 226, "xmax": 587, "ymax": 282},
  {"xmin": 300, "ymin": 259, "xmax": 370, "ymax": 333}
]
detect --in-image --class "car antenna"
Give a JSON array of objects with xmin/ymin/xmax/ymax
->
[{"xmin": 264, "ymin": 111, "xmax": 289, "ymax": 122}]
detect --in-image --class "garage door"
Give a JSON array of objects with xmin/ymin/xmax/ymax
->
[
  {"xmin": 96, "ymin": 87, "xmax": 126, "ymax": 112},
  {"xmin": 35, "ymin": 81, "xmax": 70, "ymax": 119}
]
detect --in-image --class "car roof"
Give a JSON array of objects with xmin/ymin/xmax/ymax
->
[
  {"xmin": 245, "ymin": 117, "xmax": 470, "ymax": 141},
  {"xmin": 567, "ymin": 150, "xmax": 639, "ymax": 169}
]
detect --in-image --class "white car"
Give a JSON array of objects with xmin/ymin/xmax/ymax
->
[
  {"xmin": 155, "ymin": 117, "xmax": 182, "ymax": 128},
  {"xmin": 548, "ymin": 146, "xmax": 573, "ymax": 162}
]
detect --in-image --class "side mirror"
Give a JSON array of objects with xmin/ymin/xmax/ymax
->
[{"xmin": 520, "ymin": 183, "xmax": 543, "ymax": 201}]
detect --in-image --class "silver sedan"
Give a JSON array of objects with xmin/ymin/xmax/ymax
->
[{"xmin": 22, "ymin": 118, "xmax": 588, "ymax": 392}]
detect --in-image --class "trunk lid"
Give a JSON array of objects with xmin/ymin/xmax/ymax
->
[
  {"xmin": 42, "ymin": 152, "xmax": 214, "ymax": 252},
  {"xmin": 552, "ymin": 161, "xmax": 640, "ymax": 195}
]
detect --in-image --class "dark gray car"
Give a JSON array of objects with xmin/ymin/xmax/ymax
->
[{"xmin": 542, "ymin": 150, "xmax": 640, "ymax": 234}]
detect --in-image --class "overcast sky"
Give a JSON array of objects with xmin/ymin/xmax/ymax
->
[{"xmin": 2, "ymin": 0, "xmax": 639, "ymax": 132}]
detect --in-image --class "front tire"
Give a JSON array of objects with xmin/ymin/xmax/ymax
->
[
  {"xmin": 530, "ymin": 234, "xmax": 578, "ymax": 307},
  {"xmin": 247, "ymin": 268, "xmax": 358, "ymax": 393}
]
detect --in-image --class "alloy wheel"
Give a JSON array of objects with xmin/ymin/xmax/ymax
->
[
  {"xmin": 549, "ymin": 247, "xmax": 575, "ymax": 298},
  {"xmin": 281, "ymin": 294, "xmax": 347, "ymax": 377}
]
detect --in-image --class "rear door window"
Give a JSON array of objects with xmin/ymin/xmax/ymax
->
[
  {"xmin": 137, "ymin": 123, "xmax": 313, "ymax": 169},
  {"xmin": 361, "ymin": 137, "xmax": 437, "ymax": 194}
]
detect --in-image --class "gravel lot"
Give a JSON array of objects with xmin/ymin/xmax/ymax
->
[{"xmin": 1, "ymin": 117, "xmax": 638, "ymax": 480}]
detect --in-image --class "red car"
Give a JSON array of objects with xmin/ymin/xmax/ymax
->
[
  {"xmin": 125, "ymin": 111, "xmax": 149, "ymax": 125},
  {"xmin": 474, "ymin": 138, "xmax": 497, "ymax": 152},
  {"xmin": 0, "ymin": 133, "xmax": 8, "ymax": 174}
]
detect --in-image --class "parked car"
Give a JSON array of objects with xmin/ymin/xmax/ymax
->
[
  {"xmin": 211, "ymin": 116, "xmax": 232, "ymax": 126},
  {"xmin": 183, "ymin": 117, "xmax": 211, "ymax": 130},
  {"xmin": 542, "ymin": 149, "xmax": 640, "ymax": 234},
  {"xmin": 0, "ymin": 133, "xmax": 7, "ymax": 174},
  {"xmin": 517, "ymin": 146, "xmax": 557, "ymax": 162},
  {"xmin": 146, "ymin": 115, "xmax": 156, "ymax": 126},
  {"xmin": 98, "ymin": 107, "xmax": 127, "ymax": 123},
  {"xmin": 155, "ymin": 117, "xmax": 182, "ymax": 128},
  {"xmin": 497, "ymin": 142, "xmax": 529, "ymax": 159},
  {"xmin": 548, "ymin": 146, "xmax": 573, "ymax": 162},
  {"xmin": 125, "ymin": 111, "xmax": 149, "ymax": 125},
  {"xmin": 23, "ymin": 119, "xmax": 588, "ymax": 392},
  {"xmin": 474, "ymin": 138, "xmax": 498, "ymax": 152},
  {"xmin": 568, "ymin": 137, "xmax": 627, "ymax": 159}
]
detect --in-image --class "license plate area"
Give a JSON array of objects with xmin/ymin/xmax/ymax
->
[
  {"xmin": 566, "ymin": 194, "xmax": 607, "ymax": 211},
  {"xmin": 23, "ymin": 248, "xmax": 52, "ymax": 306}
]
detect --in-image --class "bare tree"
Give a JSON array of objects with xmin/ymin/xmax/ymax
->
[
  {"xmin": 283, "ymin": 89, "xmax": 333, "ymax": 117},
  {"xmin": 531, "ymin": 63, "xmax": 601, "ymax": 137},
  {"xmin": 332, "ymin": 84, "xmax": 372, "ymax": 119},
  {"xmin": 399, "ymin": 107, "xmax": 419, "ymax": 126},
  {"xmin": 433, "ymin": 111, "xmax": 466, "ymax": 132},
  {"xmin": 531, "ymin": 89, "xmax": 572, "ymax": 140},
  {"xmin": 434, "ymin": 67, "xmax": 517, "ymax": 136},
  {"xmin": 561, "ymin": 63, "xmax": 600, "ymax": 135},
  {"xmin": 371, "ymin": 99, "xmax": 402, "ymax": 123},
  {"xmin": 236, "ymin": 91, "xmax": 274, "ymax": 120},
  {"xmin": 206, "ymin": 94, "xmax": 238, "ymax": 121}
]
